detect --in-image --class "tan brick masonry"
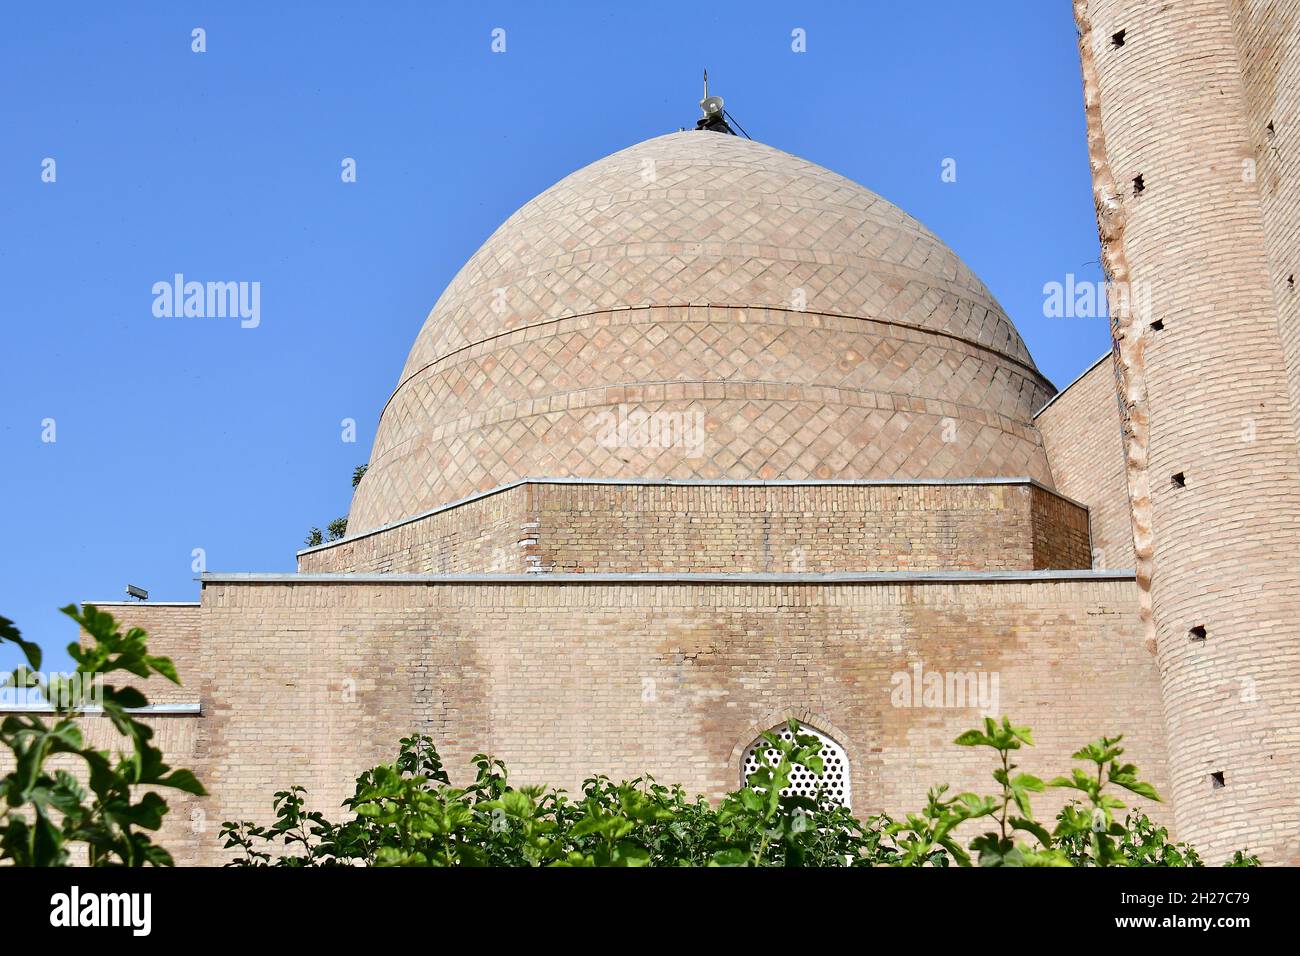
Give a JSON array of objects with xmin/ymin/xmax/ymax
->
[{"xmin": 1079, "ymin": 0, "xmax": 1300, "ymax": 862}]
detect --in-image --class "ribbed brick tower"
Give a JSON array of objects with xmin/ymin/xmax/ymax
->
[{"xmin": 1076, "ymin": 0, "xmax": 1300, "ymax": 862}]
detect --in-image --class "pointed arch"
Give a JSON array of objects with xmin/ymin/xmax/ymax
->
[{"xmin": 737, "ymin": 720, "xmax": 852, "ymax": 809}]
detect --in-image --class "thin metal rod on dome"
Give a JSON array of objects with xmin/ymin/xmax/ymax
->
[
  {"xmin": 724, "ymin": 108, "xmax": 751, "ymax": 139},
  {"xmin": 696, "ymin": 68, "xmax": 738, "ymax": 135}
]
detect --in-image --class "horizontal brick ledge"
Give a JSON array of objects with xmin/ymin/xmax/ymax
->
[{"xmin": 204, "ymin": 569, "xmax": 1135, "ymax": 586}]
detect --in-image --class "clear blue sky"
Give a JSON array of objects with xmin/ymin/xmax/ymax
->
[{"xmin": 0, "ymin": 1, "xmax": 1110, "ymax": 671}]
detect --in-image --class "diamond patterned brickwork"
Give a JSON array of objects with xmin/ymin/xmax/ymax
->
[
  {"xmin": 351, "ymin": 133, "xmax": 1056, "ymax": 531},
  {"xmin": 397, "ymin": 133, "xmax": 1034, "ymax": 375},
  {"xmin": 352, "ymin": 303, "xmax": 1053, "ymax": 531}
]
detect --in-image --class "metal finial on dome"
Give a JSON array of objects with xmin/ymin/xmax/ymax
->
[{"xmin": 696, "ymin": 69, "xmax": 735, "ymax": 134}]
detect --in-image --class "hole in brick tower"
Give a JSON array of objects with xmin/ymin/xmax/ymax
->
[
  {"xmin": 1150, "ymin": 318, "xmax": 1164, "ymax": 331},
  {"xmin": 1210, "ymin": 771, "xmax": 1225, "ymax": 789},
  {"xmin": 1112, "ymin": 29, "xmax": 1126, "ymax": 47},
  {"xmin": 1171, "ymin": 472, "xmax": 1186, "ymax": 488},
  {"xmin": 1266, "ymin": 121, "xmax": 1275, "ymax": 136},
  {"xmin": 1189, "ymin": 625, "xmax": 1207, "ymax": 641},
  {"xmin": 1133, "ymin": 173, "xmax": 1145, "ymax": 194}
]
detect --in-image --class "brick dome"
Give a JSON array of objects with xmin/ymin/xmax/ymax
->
[{"xmin": 350, "ymin": 132, "xmax": 1056, "ymax": 532}]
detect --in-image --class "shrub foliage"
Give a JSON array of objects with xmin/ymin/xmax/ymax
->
[
  {"xmin": 0, "ymin": 607, "xmax": 205, "ymax": 866},
  {"xmin": 222, "ymin": 720, "xmax": 1259, "ymax": 868}
]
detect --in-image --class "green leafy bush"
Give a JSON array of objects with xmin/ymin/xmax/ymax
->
[
  {"xmin": 223, "ymin": 726, "xmax": 891, "ymax": 867},
  {"xmin": 222, "ymin": 717, "xmax": 1258, "ymax": 868},
  {"xmin": 0, "ymin": 607, "xmax": 205, "ymax": 866}
]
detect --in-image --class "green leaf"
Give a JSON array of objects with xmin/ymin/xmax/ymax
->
[
  {"xmin": 158, "ymin": 769, "xmax": 207, "ymax": 796},
  {"xmin": 145, "ymin": 655, "xmax": 180, "ymax": 685},
  {"xmin": 1012, "ymin": 773, "xmax": 1045, "ymax": 792},
  {"xmin": 613, "ymin": 842, "xmax": 651, "ymax": 867},
  {"xmin": 1011, "ymin": 816, "xmax": 1053, "ymax": 848},
  {"xmin": 708, "ymin": 848, "xmax": 750, "ymax": 867},
  {"xmin": 104, "ymin": 686, "xmax": 148, "ymax": 710},
  {"xmin": 0, "ymin": 616, "xmax": 42, "ymax": 671}
]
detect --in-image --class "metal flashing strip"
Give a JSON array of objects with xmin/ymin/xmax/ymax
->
[
  {"xmin": 204, "ymin": 569, "xmax": 1135, "ymax": 585},
  {"xmin": 0, "ymin": 703, "xmax": 202, "ymax": 715},
  {"xmin": 1034, "ymin": 351, "xmax": 1112, "ymax": 418},
  {"xmin": 78, "ymin": 602, "xmax": 201, "ymax": 608}
]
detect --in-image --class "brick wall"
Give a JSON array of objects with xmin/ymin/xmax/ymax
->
[
  {"xmin": 0, "ymin": 716, "xmax": 202, "ymax": 866},
  {"xmin": 79, "ymin": 602, "xmax": 204, "ymax": 705},
  {"xmin": 80, "ymin": 603, "xmax": 205, "ymax": 861},
  {"xmin": 82, "ymin": 714, "xmax": 204, "ymax": 864},
  {"xmin": 187, "ymin": 574, "xmax": 1166, "ymax": 865},
  {"xmin": 299, "ymin": 485, "xmax": 524, "ymax": 574},
  {"xmin": 1029, "ymin": 484, "xmax": 1094, "ymax": 569},
  {"xmin": 1036, "ymin": 355, "xmax": 1136, "ymax": 569},
  {"xmin": 1229, "ymin": 1, "xmax": 1300, "ymax": 442},
  {"xmin": 302, "ymin": 480, "xmax": 1093, "ymax": 575}
]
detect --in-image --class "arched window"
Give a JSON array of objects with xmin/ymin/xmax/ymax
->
[{"xmin": 740, "ymin": 723, "xmax": 851, "ymax": 809}]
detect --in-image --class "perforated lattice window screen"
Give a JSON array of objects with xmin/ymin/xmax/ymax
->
[{"xmin": 741, "ymin": 724, "xmax": 851, "ymax": 808}]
